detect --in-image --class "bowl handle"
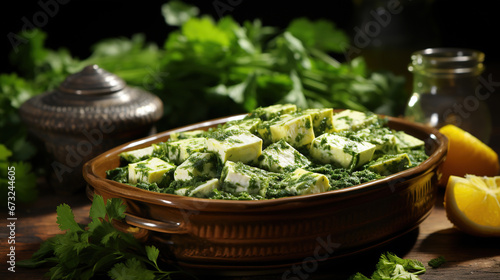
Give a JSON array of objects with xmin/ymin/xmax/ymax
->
[
  {"xmin": 124, "ymin": 212, "xmax": 189, "ymax": 234},
  {"xmin": 86, "ymin": 184, "xmax": 188, "ymax": 234}
]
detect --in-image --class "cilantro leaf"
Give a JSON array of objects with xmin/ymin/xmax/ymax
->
[
  {"xmin": 350, "ymin": 252, "xmax": 426, "ymax": 280},
  {"xmin": 162, "ymin": 0, "xmax": 200, "ymax": 26},
  {"xmin": 279, "ymin": 70, "xmax": 308, "ymax": 108},
  {"xmin": 84, "ymin": 33, "xmax": 163, "ymax": 87},
  {"xmin": 287, "ymin": 17, "xmax": 350, "ymax": 53},
  {"xmin": 428, "ymin": 256, "xmax": 446, "ymax": 268},
  {"xmin": 105, "ymin": 196, "xmax": 127, "ymax": 221},
  {"xmin": 51, "ymin": 232, "xmax": 82, "ymax": 270},
  {"xmin": 56, "ymin": 204, "xmax": 84, "ymax": 233},
  {"xmin": 9, "ymin": 136, "xmax": 37, "ymax": 161},
  {"xmin": 89, "ymin": 194, "xmax": 106, "ymax": 220},
  {"xmin": 0, "ymin": 144, "xmax": 38, "ymax": 206},
  {"xmin": 350, "ymin": 272, "xmax": 371, "ymax": 280},
  {"xmin": 209, "ymin": 72, "xmax": 258, "ymax": 111},
  {"xmin": 146, "ymin": 245, "xmax": 160, "ymax": 268},
  {"xmin": 109, "ymin": 258, "xmax": 156, "ymax": 280},
  {"xmin": 0, "ymin": 144, "xmax": 12, "ymax": 161}
]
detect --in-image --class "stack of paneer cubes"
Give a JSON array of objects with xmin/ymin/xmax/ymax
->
[{"xmin": 107, "ymin": 104, "xmax": 426, "ymax": 199}]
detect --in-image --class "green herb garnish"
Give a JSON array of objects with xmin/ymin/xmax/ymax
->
[
  {"xmin": 350, "ymin": 252, "xmax": 426, "ymax": 280},
  {"xmin": 428, "ymin": 256, "xmax": 446, "ymax": 268},
  {"xmin": 19, "ymin": 194, "xmax": 193, "ymax": 280}
]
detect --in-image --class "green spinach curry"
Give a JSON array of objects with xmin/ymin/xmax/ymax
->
[{"xmin": 106, "ymin": 104, "xmax": 428, "ymax": 200}]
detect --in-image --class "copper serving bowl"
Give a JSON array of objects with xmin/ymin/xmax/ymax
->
[{"xmin": 83, "ymin": 113, "xmax": 447, "ymax": 276}]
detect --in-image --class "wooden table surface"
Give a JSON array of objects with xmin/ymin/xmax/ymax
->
[{"xmin": 1, "ymin": 180, "xmax": 499, "ymax": 280}]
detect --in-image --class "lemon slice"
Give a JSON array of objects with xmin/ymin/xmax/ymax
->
[{"xmin": 444, "ymin": 175, "xmax": 500, "ymax": 237}]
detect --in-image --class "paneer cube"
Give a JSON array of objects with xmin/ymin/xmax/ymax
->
[
  {"xmin": 220, "ymin": 161, "xmax": 273, "ymax": 196},
  {"xmin": 309, "ymin": 134, "xmax": 376, "ymax": 170},
  {"xmin": 128, "ymin": 157, "xmax": 176, "ymax": 184},
  {"xmin": 257, "ymin": 113, "xmax": 315, "ymax": 148},
  {"xmin": 394, "ymin": 131, "xmax": 425, "ymax": 150},
  {"xmin": 165, "ymin": 137, "xmax": 207, "ymax": 164},
  {"xmin": 367, "ymin": 153, "xmax": 411, "ymax": 176},
  {"xmin": 351, "ymin": 127, "xmax": 399, "ymax": 156},
  {"xmin": 249, "ymin": 103, "xmax": 297, "ymax": 120},
  {"xmin": 207, "ymin": 130, "xmax": 262, "ymax": 164},
  {"xmin": 174, "ymin": 152, "xmax": 218, "ymax": 181},
  {"xmin": 332, "ymin": 109, "xmax": 378, "ymax": 132},
  {"xmin": 169, "ymin": 130, "xmax": 208, "ymax": 141},
  {"xmin": 258, "ymin": 139, "xmax": 311, "ymax": 173},
  {"xmin": 222, "ymin": 117, "xmax": 261, "ymax": 134},
  {"xmin": 283, "ymin": 168, "xmax": 330, "ymax": 195},
  {"xmin": 174, "ymin": 187, "xmax": 189, "ymax": 196},
  {"xmin": 151, "ymin": 142, "xmax": 168, "ymax": 159},
  {"xmin": 120, "ymin": 146, "xmax": 154, "ymax": 163},
  {"xmin": 300, "ymin": 108, "xmax": 336, "ymax": 136},
  {"xmin": 172, "ymin": 178, "xmax": 220, "ymax": 198},
  {"xmin": 188, "ymin": 178, "xmax": 219, "ymax": 198}
]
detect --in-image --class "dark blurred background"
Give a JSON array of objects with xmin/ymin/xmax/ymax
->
[{"xmin": 2, "ymin": 0, "xmax": 500, "ymax": 73}]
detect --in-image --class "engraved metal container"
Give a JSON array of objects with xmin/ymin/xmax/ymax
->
[{"xmin": 19, "ymin": 64, "xmax": 163, "ymax": 194}]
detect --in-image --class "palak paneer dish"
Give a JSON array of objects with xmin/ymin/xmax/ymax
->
[{"xmin": 106, "ymin": 104, "xmax": 428, "ymax": 200}]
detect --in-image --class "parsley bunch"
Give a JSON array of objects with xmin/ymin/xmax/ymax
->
[{"xmin": 19, "ymin": 194, "xmax": 192, "ymax": 280}]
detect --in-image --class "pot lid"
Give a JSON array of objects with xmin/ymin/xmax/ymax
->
[
  {"xmin": 58, "ymin": 64, "xmax": 126, "ymax": 95},
  {"xmin": 19, "ymin": 64, "xmax": 163, "ymax": 134}
]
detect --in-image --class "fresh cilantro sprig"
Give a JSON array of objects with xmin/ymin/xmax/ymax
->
[
  {"xmin": 19, "ymin": 194, "xmax": 193, "ymax": 280},
  {"xmin": 155, "ymin": 1, "xmax": 406, "ymax": 128},
  {"xmin": 5, "ymin": 1, "xmax": 406, "ymax": 134},
  {"xmin": 350, "ymin": 252, "xmax": 426, "ymax": 280}
]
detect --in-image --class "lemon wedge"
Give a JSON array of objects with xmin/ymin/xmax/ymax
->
[
  {"xmin": 438, "ymin": 125, "xmax": 499, "ymax": 186},
  {"xmin": 444, "ymin": 174, "xmax": 500, "ymax": 237}
]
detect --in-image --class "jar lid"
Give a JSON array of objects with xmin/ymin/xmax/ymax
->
[
  {"xmin": 19, "ymin": 64, "xmax": 163, "ymax": 134},
  {"xmin": 408, "ymin": 48, "xmax": 485, "ymax": 76}
]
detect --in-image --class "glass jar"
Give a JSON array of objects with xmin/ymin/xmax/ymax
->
[{"xmin": 404, "ymin": 48, "xmax": 492, "ymax": 143}]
